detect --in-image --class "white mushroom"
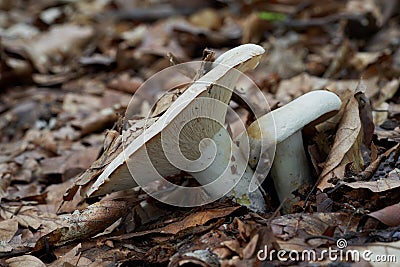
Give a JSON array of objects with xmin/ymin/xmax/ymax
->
[
  {"xmin": 236, "ymin": 90, "xmax": 342, "ymax": 212},
  {"xmin": 84, "ymin": 44, "xmax": 268, "ymax": 211}
]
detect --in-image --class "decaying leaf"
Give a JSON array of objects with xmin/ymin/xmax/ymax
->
[
  {"xmin": 0, "ymin": 218, "xmax": 18, "ymax": 252},
  {"xmin": 341, "ymin": 177, "xmax": 400, "ymax": 193},
  {"xmin": 111, "ymin": 205, "xmax": 240, "ymax": 240},
  {"xmin": 318, "ymin": 88, "xmax": 364, "ymax": 190},
  {"xmin": 366, "ymin": 203, "xmax": 400, "ymax": 227},
  {"xmin": 24, "ymin": 24, "xmax": 94, "ymax": 73},
  {"xmin": 48, "ymin": 243, "xmax": 82, "ymax": 267},
  {"xmin": 358, "ymin": 144, "xmax": 399, "ymax": 180},
  {"xmin": 0, "ymin": 218, "xmax": 18, "ymax": 242},
  {"xmin": 34, "ymin": 198, "xmax": 136, "ymax": 251}
]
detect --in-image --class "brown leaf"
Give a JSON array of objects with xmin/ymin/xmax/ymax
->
[
  {"xmin": 62, "ymin": 93, "xmax": 102, "ymax": 115},
  {"xmin": 367, "ymin": 202, "xmax": 400, "ymax": 227},
  {"xmin": 107, "ymin": 74, "xmax": 143, "ymax": 94},
  {"xmin": 40, "ymin": 146, "xmax": 101, "ymax": 182},
  {"xmin": 342, "ymin": 178, "xmax": 400, "ymax": 193},
  {"xmin": 270, "ymin": 212, "xmax": 358, "ymax": 249},
  {"xmin": 34, "ymin": 198, "xmax": 133, "ymax": 251},
  {"xmin": 221, "ymin": 239, "xmax": 242, "ymax": 258},
  {"xmin": 358, "ymin": 144, "xmax": 398, "ymax": 180},
  {"xmin": 355, "ymin": 91, "xmax": 374, "ymax": 146},
  {"xmin": 0, "ymin": 218, "xmax": 18, "ymax": 249},
  {"xmin": 71, "ymin": 108, "xmax": 118, "ymax": 136},
  {"xmin": 112, "ymin": 206, "xmax": 240, "ymax": 240},
  {"xmin": 18, "ymin": 207, "xmax": 62, "ymax": 232},
  {"xmin": 24, "ymin": 24, "xmax": 93, "ymax": 73},
  {"xmin": 6, "ymin": 184, "xmax": 44, "ymax": 202},
  {"xmin": 318, "ymin": 92, "xmax": 363, "ymax": 190},
  {"xmin": 48, "ymin": 243, "xmax": 82, "ymax": 267},
  {"xmin": 242, "ymin": 233, "xmax": 259, "ymax": 259},
  {"xmin": 189, "ymin": 8, "xmax": 222, "ymax": 31},
  {"xmin": 241, "ymin": 12, "xmax": 271, "ymax": 44},
  {"xmin": 46, "ymin": 179, "xmax": 84, "ymax": 214},
  {"xmin": 235, "ymin": 217, "xmax": 252, "ymax": 242}
]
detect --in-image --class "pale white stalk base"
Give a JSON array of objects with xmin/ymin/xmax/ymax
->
[
  {"xmin": 190, "ymin": 127, "xmax": 266, "ymax": 212},
  {"xmin": 270, "ymin": 131, "xmax": 311, "ymax": 213}
]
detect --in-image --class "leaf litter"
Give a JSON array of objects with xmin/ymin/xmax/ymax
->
[{"xmin": 1, "ymin": 0, "xmax": 400, "ymax": 266}]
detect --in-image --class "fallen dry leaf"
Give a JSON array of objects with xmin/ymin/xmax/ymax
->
[
  {"xmin": 0, "ymin": 218, "xmax": 18, "ymax": 252},
  {"xmin": 318, "ymin": 91, "xmax": 364, "ymax": 190},
  {"xmin": 358, "ymin": 144, "xmax": 399, "ymax": 180},
  {"xmin": 48, "ymin": 243, "xmax": 82, "ymax": 267},
  {"xmin": 367, "ymin": 202, "xmax": 400, "ymax": 227},
  {"xmin": 270, "ymin": 212, "xmax": 358, "ymax": 250},
  {"xmin": 24, "ymin": 24, "xmax": 93, "ymax": 73},
  {"xmin": 112, "ymin": 205, "xmax": 241, "ymax": 240},
  {"xmin": 34, "ymin": 198, "xmax": 134, "ymax": 251},
  {"xmin": 342, "ymin": 178, "xmax": 400, "ymax": 193}
]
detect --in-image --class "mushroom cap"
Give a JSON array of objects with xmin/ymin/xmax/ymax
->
[
  {"xmin": 85, "ymin": 44, "xmax": 265, "ymax": 199},
  {"xmin": 238, "ymin": 90, "xmax": 342, "ymax": 168}
]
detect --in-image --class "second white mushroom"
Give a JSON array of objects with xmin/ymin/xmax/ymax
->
[{"xmin": 236, "ymin": 90, "xmax": 342, "ymax": 212}]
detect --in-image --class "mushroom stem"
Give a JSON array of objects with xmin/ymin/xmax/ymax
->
[
  {"xmin": 237, "ymin": 90, "xmax": 342, "ymax": 212},
  {"xmin": 190, "ymin": 126, "xmax": 266, "ymax": 212},
  {"xmin": 269, "ymin": 130, "xmax": 311, "ymax": 210}
]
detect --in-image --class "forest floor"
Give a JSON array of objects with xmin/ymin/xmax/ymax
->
[{"xmin": 0, "ymin": 0, "xmax": 400, "ymax": 266}]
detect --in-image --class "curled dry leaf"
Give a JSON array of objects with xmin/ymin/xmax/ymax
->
[
  {"xmin": 71, "ymin": 107, "xmax": 118, "ymax": 136},
  {"xmin": 358, "ymin": 144, "xmax": 399, "ymax": 180},
  {"xmin": 318, "ymin": 90, "xmax": 364, "ymax": 191},
  {"xmin": 242, "ymin": 233, "xmax": 259, "ymax": 259},
  {"xmin": 33, "ymin": 198, "xmax": 135, "ymax": 251},
  {"xmin": 341, "ymin": 177, "xmax": 400, "ymax": 193},
  {"xmin": 366, "ymin": 203, "xmax": 400, "ymax": 227}
]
